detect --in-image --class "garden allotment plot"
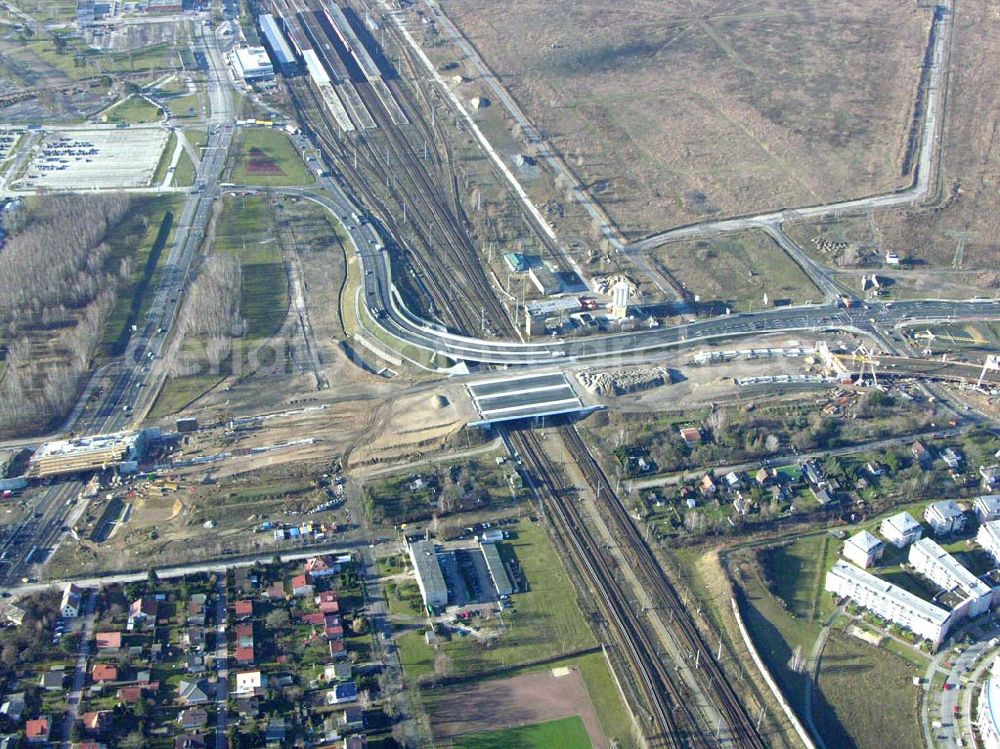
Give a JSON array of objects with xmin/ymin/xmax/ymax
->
[
  {"xmin": 467, "ymin": 371, "xmax": 585, "ymax": 425},
  {"xmin": 14, "ymin": 125, "xmax": 169, "ymax": 191}
]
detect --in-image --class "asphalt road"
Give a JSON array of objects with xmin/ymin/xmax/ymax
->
[{"xmin": 0, "ymin": 21, "xmax": 236, "ymax": 588}]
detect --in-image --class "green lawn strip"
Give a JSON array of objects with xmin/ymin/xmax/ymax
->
[
  {"xmin": 230, "ymin": 127, "xmax": 313, "ymax": 187},
  {"xmin": 214, "ymin": 195, "xmax": 289, "ymax": 340},
  {"xmin": 185, "ymin": 128, "xmax": 208, "ymax": 153},
  {"xmin": 574, "ymin": 650, "xmax": 637, "ymax": 749},
  {"xmin": 149, "ymin": 130, "xmax": 177, "ymax": 186},
  {"xmin": 103, "ymin": 95, "xmax": 163, "ymax": 125},
  {"xmin": 146, "ymin": 373, "xmax": 224, "ymax": 420},
  {"xmin": 172, "ymin": 149, "xmax": 195, "ymax": 187},
  {"xmin": 813, "ymin": 633, "xmax": 921, "ymax": 749},
  {"xmin": 396, "ymin": 629, "xmax": 435, "ymax": 682},
  {"xmin": 99, "ymin": 195, "xmax": 185, "ymax": 358},
  {"xmin": 453, "ymin": 715, "xmax": 592, "ymax": 749}
]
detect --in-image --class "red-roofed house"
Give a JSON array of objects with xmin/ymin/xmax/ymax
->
[
  {"xmin": 26, "ymin": 716, "xmax": 51, "ymax": 743},
  {"xmin": 234, "ymin": 600, "xmax": 253, "ymax": 620},
  {"xmin": 81, "ymin": 710, "xmax": 110, "ymax": 734},
  {"xmin": 328, "ymin": 639, "xmax": 346, "ymax": 659},
  {"xmin": 304, "ymin": 555, "xmax": 338, "ymax": 578},
  {"xmin": 300, "ymin": 612, "xmax": 324, "ymax": 626},
  {"xmin": 316, "ymin": 591, "xmax": 339, "ymax": 614},
  {"xmin": 92, "ymin": 664, "xmax": 118, "ymax": 683},
  {"xmin": 95, "ymin": 631, "xmax": 122, "ymax": 654},
  {"xmin": 117, "ymin": 686, "xmax": 143, "ymax": 704},
  {"xmin": 234, "ymin": 646, "xmax": 255, "ymax": 665},
  {"xmin": 324, "ymin": 613, "xmax": 343, "ymax": 640},
  {"xmin": 266, "ymin": 582, "xmax": 285, "ymax": 601},
  {"xmin": 291, "ymin": 575, "xmax": 312, "ymax": 597}
]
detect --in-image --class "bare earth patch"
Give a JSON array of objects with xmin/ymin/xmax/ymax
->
[
  {"xmin": 429, "ymin": 666, "xmax": 608, "ymax": 749},
  {"xmin": 436, "ymin": 0, "xmax": 929, "ymax": 239}
]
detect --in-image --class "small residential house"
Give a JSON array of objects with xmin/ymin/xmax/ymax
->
[
  {"xmin": 344, "ymin": 736, "xmax": 368, "ymax": 749},
  {"xmin": 174, "ymin": 735, "xmax": 207, "ymax": 749},
  {"xmin": 177, "ymin": 708, "xmax": 208, "ymax": 731},
  {"xmin": 942, "ymin": 448, "xmax": 963, "ymax": 470},
  {"xmin": 304, "ymin": 555, "xmax": 339, "ymax": 578},
  {"xmin": 912, "ymin": 440, "xmax": 932, "ymax": 467},
  {"xmin": 177, "ymin": 680, "xmax": 210, "ymax": 706},
  {"xmin": 755, "ymin": 467, "xmax": 776, "ymax": 486},
  {"xmin": 25, "ymin": 717, "xmax": 50, "ymax": 744},
  {"xmin": 679, "ymin": 426, "xmax": 702, "ymax": 447},
  {"xmin": 317, "ymin": 591, "xmax": 340, "ymax": 614},
  {"xmin": 339, "ymin": 706, "xmax": 364, "ymax": 732},
  {"xmin": 699, "ymin": 475, "xmax": 716, "ymax": 495},
  {"xmin": 81, "ymin": 711, "xmax": 110, "ymax": 734},
  {"xmin": 91, "ymin": 664, "xmax": 118, "ymax": 683},
  {"xmin": 187, "ymin": 595, "xmax": 206, "ymax": 627},
  {"xmin": 39, "ymin": 668, "xmax": 65, "ymax": 691},
  {"xmin": 61, "ymin": 585, "xmax": 82, "ymax": 618},
  {"xmin": 326, "ymin": 682, "xmax": 358, "ymax": 705},
  {"xmin": 924, "ymin": 500, "xmax": 966, "ymax": 536},
  {"xmin": 291, "ymin": 575, "xmax": 313, "ymax": 597},
  {"xmin": 982, "ymin": 465, "xmax": 1000, "ymax": 492},
  {"xmin": 324, "ymin": 663, "xmax": 352, "ymax": 682},
  {"xmin": 234, "ymin": 600, "xmax": 253, "ymax": 620},
  {"xmin": 95, "ymin": 632, "xmax": 121, "ymax": 656},
  {"xmin": 234, "ymin": 671, "xmax": 267, "ymax": 697},
  {"xmin": 266, "ymin": 582, "xmax": 285, "ymax": 601},
  {"xmin": 880, "ymin": 511, "xmax": 923, "ymax": 549},
  {"xmin": 866, "ymin": 461, "xmax": 886, "ymax": 477},
  {"xmin": 843, "ymin": 531, "xmax": 884, "ymax": 569},
  {"xmin": 265, "ymin": 719, "xmax": 287, "ymax": 745},
  {"xmin": 128, "ymin": 597, "xmax": 158, "ymax": 630},
  {"xmin": 0, "ymin": 692, "xmax": 25, "ymax": 724}
]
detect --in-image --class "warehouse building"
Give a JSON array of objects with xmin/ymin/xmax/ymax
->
[
  {"xmin": 825, "ymin": 560, "xmax": 952, "ymax": 649},
  {"xmin": 408, "ymin": 540, "xmax": 447, "ymax": 610},
  {"xmin": 259, "ymin": 14, "xmax": 297, "ymax": 74},
  {"xmin": 230, "ymin": 47, "xmax": 274, "ymax": 82},
  {"xmin": 480, "ymin": 542, "xmax": 513, "ymax": 598},
  {"xmin": 908, "ymin": 538, "xmax": 993, "ymax": 619}
]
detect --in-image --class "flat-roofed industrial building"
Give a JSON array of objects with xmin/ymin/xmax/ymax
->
[
  {"xmin": 480, "ymin": 542, "xmax": 513, "ymax": 598},
  {"xmin": 408, "ymin": 540, "xmax": 447, "ymax": 610},
  {"xmin": 259, "ymin": 14, "xmax": 296, "ymax": 73},
  {"xmin": 231, "ymin": 46, "xmax": 274, "ymax": 82}
]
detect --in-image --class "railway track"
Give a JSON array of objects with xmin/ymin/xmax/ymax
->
[
  {"xmin": 506, "ymin": 426, "xmax": 713, "ymax": 749},
  {"xmin": 289, "ymin": 2, "xmax": 514, "ymax": 337},
  {"xmin": 558, "ymin": 424, "xmax": 769, "ymax": 749}
]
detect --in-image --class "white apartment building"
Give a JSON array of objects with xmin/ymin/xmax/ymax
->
[
  {"xmin": 979, "ymin": 520, "xmax": 1000, "ymax": 566},
  {"xmin": 880, "ymin": 511, "xmax": 923, "ymax": 549},
  {"xmin": 908, "ymin": 538, "xmax": 993, "ymax": 619},
  {"xmin": 825, "ymin": 561, "xmax": 952, "ymax": 649},
  {"xmin": 924, "ymin": 500, "xmax": 966, "ymax": 536},
  {"xmin": 976, "ymin": 496, "xmax": 1000, "ymax": 523},
  {"xmin": 843, "ymin": 530, "xmax": 884, "ymax": 569}
]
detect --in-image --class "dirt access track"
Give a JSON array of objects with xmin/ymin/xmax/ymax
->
[
  {"xmin": 429, "ymin": 666, "xmax": 609, "ymax": 748},
  {"xmin": 436, "ymin": 0, "xmax": 930, "ymax": 239}
]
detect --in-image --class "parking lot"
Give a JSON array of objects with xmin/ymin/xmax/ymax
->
[
  {"xmin": 0, "ymin": 130, "xmax": 21, "ymax": 162},
  {"xmin": 14, "ymin": 126, "xmax": 170, "ymax": 190}
]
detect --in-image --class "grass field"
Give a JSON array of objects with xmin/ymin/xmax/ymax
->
[
  {"xmin": 436, "ymin": 0, "xmax": 929, "ymax": 238},
  {"xmin": 814, "ymin": 634, "xmax": 921, "ymax": 749},
  {"xmin": 214, "ymin": 195, "xmax": 289, "ymax": 340},
  {"xmin": 651, "ymin": 229, "xmax": 821, "ymax": 310},
  {"xmin": 103, "ymin": 95, "xmax": 163, "ymax": 125},
  {"xmin": 452, "ymin": 716, "xmax": 592, "ymax": 749},
  {"xmin": 759, "ymin": 534, "xmax": 839, "ymax": 623},
  {"xmin": 173, "ymin": 149, "xmax": 195, "ymax": 187},
  {"xmin": 147, "ymin": 373, "xmax": 224, "ymax": 420},
  {"xmin": 230, "ymin": 128, "xmax": 312, "ymax": 187}
]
